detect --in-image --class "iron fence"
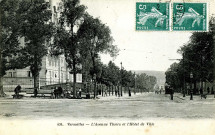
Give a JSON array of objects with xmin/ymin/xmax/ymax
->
[{"xmin": 3, "ymin": 77, "xmax": 144, "ymax": 96}]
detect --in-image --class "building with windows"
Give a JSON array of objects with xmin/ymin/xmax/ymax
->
[{"xmin": 3, "ymin": 0, "xmax": 82, "ymax": 91}]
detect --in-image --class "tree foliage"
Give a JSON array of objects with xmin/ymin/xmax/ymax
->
[
  {"xmin": 78, "ymin": 14, "xmax": 118, "ymax": 58},
  {"xmin": 0, "ymin": 0, "xmax": 31, "ymax": 96},
  {"xmin": 136, "ymin": 73, "xmax": 157, "ymax": 91},
  {"xmin": 165, "ymin": 17, "xmax": 214, "ymax": 92},
  {"xmin": 0, "ymin": 0, "xmax": 157, "ymax": 97},
  {"xmin": 52, "ymin": 0, "xmax": 86, "ymax": 98},
  {"xmin": 0, "ymin": 0, "xmax": 26, "ymax": 76},
  {"xmin": 77, "ymin": 14, "xmax": 118, "ymax": 86},
  {"xmin": 92, "ymin": 60, "xmax": 157, "ymax": 92},
  {"xmin": 18, "ymin": 0, "xmax": 54, "ymax": 90}
]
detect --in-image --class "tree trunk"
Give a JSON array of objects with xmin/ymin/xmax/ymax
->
[
  {"xmin": 121, "ymin": 85, "xmax": 123, "ymax": 96},
  {"xmin": 72, "ymin": 60, "xmax": 77, "ymax": 98},
  {"xmin": 118, "ymin": 85, "xmax": 120, "ymax": 97},
  {"xmin": 94, "ymin": 80, "xmax": 96, "ymax": 98},
  {"xmin": 91, "ymin": 54, "xmax": 97, "ymax": 98},
  {"xmin": 115, "ymin": 85, "xmax": 117, "ymax": 96},
  {"xmin": 101, "ymin": 84, "xmax": 103, "ymax": 96},
  {"xmin": 213, "ymin": 20, "xmax": 215, "ymax": 94},
  {"xmin": 0, "ymin": 46, "xmax": 5, "ymax": 97},
  {"xmin": 31, "ymin": 54, "xmax": 41, "ymax": 97},
  {"xmin": 112, "ymin": 85, "xmax": 113, "ymax": 95},
  {"xmin": 0, "ymin": 76, "xmax": 6, "ymax": 97},
  {"xmin": 194, "ymin": 81, "xmax": 197, "ymax": 94},
  {"xmin": 70, "ymin": 25, "xmax": 77, "ymax": 98},
  {"xmin": 0, "ymin": 10, "xmax": 6, "ymax": 97},
  {"xmin": 33, "ymin": 72, "xmax": 39, "ymax": 97}
]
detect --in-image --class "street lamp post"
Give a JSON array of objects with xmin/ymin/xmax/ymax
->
[
  {"xmin": 65, "ymin": 65, "xmax": 70, "ymax": 95},
  {"xmin": 190, "ymin": 72, "xmax": 193, "ymax": 100},
  {"xmin": 182, "ymin": 53, "xmax": 186, "ymax": 97},
  {"xmin": 90, "ymin": 79, "xmax": 92, "ymax": 94},
  {"xmin": 134, "ymin": 73, "xmax": 136, "ymax": 95},
  {"xmin": 117, "ymin": 81, "xmax": 120, "ymax": 97},
  {"xmin": 84, "ymin": 72, "xmax": 90, "ymax": 99},
  {"xmin": 93, "ymin": 73, "xmax": 96, "ymax": 98},
  {"xmin": 120, "ymin": 62, "xmax": 123, "ymax": 97},
  {"xmin": 212, "ymin": 18, "xmax": 215, "ymax": 99}
]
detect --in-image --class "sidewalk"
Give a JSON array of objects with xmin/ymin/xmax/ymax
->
[
  {"xmin": 174, "ymin": 93, "xmax": 215, "ymax": 101},
  {"xmin": 97, "ymin": 92, "xmax": 149, "ymax": 100}
]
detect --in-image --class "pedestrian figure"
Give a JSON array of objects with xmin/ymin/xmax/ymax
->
[
  {"xmin": 170, "ymin": 87, "xmax": 174, "ymax": 100},
  {"xmin": 128, "ymin": 88, "xmax": 131, "ymax": 97},
  {"xmin": 190, "ymin": 88, "xmax": 193, "ymax": 100},
  {"xmin": 200, "ymin": 87, "xmax": 203, "ymax": 95},
  {"xmin": 14, "ymin": 85, "xmax": 21, "ymax": 96},
  {"xmin": 86, "ymin": 91, "xmax": 90, "ymax": 99},
  {"xmin": 200, "ymin": 87, "xmax": 207, "ymax": 99},
  {"xmin": 104, "ymin": 89, "xmax": 107, "ymax": 97},
  {"xmin": 58, "ymin": 87, "xmax": 63, "ymax": 98},
  {"xmin": 211, "ymin": 87, "xmax": 214, "ymax": 94},
  {"xmin": 207, "ymin": 87, "xmax": 210, "ymax": 94},
  {"xmin": 160, "ymin": 87, "xmax": 163, "ymax": 94},
  {"xmin": 196, "ymin": 88, "xmax": 199, "ymax": 95},
  {"xmin": 54, "ymin": 87, "xmax": 58, "ymax": 99},
  {"xmin": 63, "ymin": 89, "xmax": 69, "ymax": 98},
  {"xmin": 78, "ymin": 88, "xmax": 82, "ymax": 98},
  {"xmin": 34, "ymin": 88, "xmax": 38, "ymax": 97},
  {"xmin": 50, "ymin": 87, "xmax": 55, "ymax": 99},
  {"xmin": 115, "ymin": 89, "xmax": 117, "ymax": 97}
]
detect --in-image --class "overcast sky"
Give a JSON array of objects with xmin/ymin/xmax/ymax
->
[{"xmin": 80, "ymin": 0, "xmax": 214, "ymax": 71}]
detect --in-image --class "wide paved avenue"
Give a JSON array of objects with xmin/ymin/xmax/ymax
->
[{"xmin": 0, "ymin": 93, "xmax": 215, "ymax": 120}]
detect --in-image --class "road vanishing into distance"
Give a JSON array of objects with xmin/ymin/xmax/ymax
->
[{"xmin": 0, "ymin": 92, "xmax": 215, "ymax": 120}]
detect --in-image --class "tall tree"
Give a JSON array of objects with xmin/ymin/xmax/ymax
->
[
  {"xmin": 166, "ymin": 17, "xmax": 214, "ymax": 93},
  {"xmin": 52, "ymin": 0, "xmax": 86, "ymax": 98},
  {"xmin": 0, "ymin": 0, "xmax": 27, "ymax": 96},
  {"xmin": 20, "ymin": 0, "xmax": 54, "ymax": 92},
  {"xmin": 77, "ymin": 14, "xmax": 118, "ymax": 97},
  {"xmin": 165, "ymin": 62, "xmax": 182, "ymax": 91},
  {"xmin": 136, "ymin": 73, "xmax": 150, "ymax": 91},
  {"xmin": 106, "ymin": 61, "xmax": 120, "ymax": 86}
]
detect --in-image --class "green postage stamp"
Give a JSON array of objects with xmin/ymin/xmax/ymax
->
[
  {"xmin": 136, "ymin": 2, "xmax": 207, "ymax": 31},
  {"xmin": 136, "ymin": 3, "xmax": 170, "ymax": 31},
  {"xmin": 173, "ymin": 3, "xmax": 207, "ymax": 31}
]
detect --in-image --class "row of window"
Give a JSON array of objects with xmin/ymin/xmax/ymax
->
[
  {"xmin": 7, "ymin": 72, "xmax": 16, "ymax": 77},
  {"xmin": 6, "ymin": 70, "xmax": 81, "ymax": 82},
  {"xmin": 6, "ymin": 70, "xmax": 66, "ymax": 78},
  {"xmin": 48, "ymin": 57, "xmax": 65, "ymax": 67},
  {"xmin": 49, "ymin": 71, "xmax": 60, "ymax": 78},
  {"xmin": 48, "ymin": 70, "xmax": 76, "ymax": 82},
  {"xmin": 6, "ymin": 71, "xmax": 32, "ymax": 78}
]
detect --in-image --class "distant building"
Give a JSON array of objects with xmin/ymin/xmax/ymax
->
[{"xmin": 3, "ymin": 0, "xmax": 82, "ymax": 91}]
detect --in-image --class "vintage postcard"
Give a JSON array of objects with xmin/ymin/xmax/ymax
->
[{"xmin": 0, "ymin": 0, "xmax": 215, "ymax": 135}]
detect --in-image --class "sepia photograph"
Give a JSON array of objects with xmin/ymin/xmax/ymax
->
[{"xmin": 0, "ymin": 0, "xmax": 215, "ymax": 135}]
